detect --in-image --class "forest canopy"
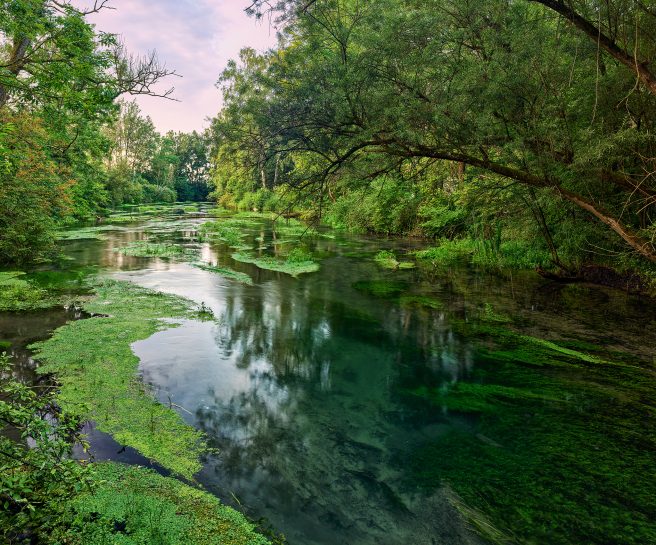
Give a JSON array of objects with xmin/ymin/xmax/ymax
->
[{"xmin": 210, "ymin": 0, "xmax": 656, "ymax": 277}]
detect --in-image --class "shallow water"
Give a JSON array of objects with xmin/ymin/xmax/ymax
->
[{"xmin": 4, "ymin": 208, "xmax": 656, "ymax": 545}]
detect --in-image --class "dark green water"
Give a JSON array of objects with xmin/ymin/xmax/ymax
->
[{"xmin": 2, "ymin": 208, "xmax": 655, "ymax": 545}]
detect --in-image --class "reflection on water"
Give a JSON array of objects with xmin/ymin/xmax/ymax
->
[{"xmin": 6, "ymin": 211, "xmax": 656, "ymax": 545}]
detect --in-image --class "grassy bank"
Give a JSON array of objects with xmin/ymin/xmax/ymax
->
[{"xmin": 53, "ymin": 462, "xmax": 270, "ymax": 545}]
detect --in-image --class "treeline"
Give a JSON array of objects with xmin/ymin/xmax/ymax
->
[
  {"xmin": 0, "ymin": 1, "xmax": 210, "ymax": 265},
  {"xmin": 209, "ymin": 0, "xmax": 656, "ymax": 278},
  {"xmin": 105, "ymin": 100, "xmax": 211, "ymax": 207}
]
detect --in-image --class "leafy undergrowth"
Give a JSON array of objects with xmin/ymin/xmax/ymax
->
[
  {"xmin": 31, "ymin": 280, "xmax": 207, "ymax": 479},
  {"xmin": 54, "ymin": 462, "xmax": 270, "ymax": 545},
  {"xmin": 193, "ymin": 263, "xmax": 253, "ymax": 285},
  {"xmin": 404, "ymin": 316, "xmax": 656, "ymax": 545},
  {"xmin": 374, "ymin": 250, "xmax": 415, "ymax": 270},
  {"xmin": 0, "ymin": 271, "xmax": 59, "ymax": 311},
  {"xmin": 116, "ymin": 241, "xmax": 198, "ymax": 259},
  {"xmin": 232, "ymin": 248, "xmax": 319, "ymax": 277}
]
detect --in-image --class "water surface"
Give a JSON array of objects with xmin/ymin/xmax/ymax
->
[{"xmin": 4, "ymin": 208, "xmax": 655, "ymax": 545}]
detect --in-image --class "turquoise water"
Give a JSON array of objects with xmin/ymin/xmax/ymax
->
[{"xmin": 3, "ymin": 209, "xmax": 655, "ymax": 544}]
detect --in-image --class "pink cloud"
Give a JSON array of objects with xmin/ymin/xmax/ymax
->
[{"xmin": 87, "ymin": 1, "xmax": 278, "ymax": 132}]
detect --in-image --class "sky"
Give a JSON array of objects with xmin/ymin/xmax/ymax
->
[{"xmin": 88, "ymin": 1, "xmax": 279, "ymax": 133}]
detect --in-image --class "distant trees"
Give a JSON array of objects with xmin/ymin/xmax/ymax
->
[{"xmin": 104, "ymin": 100, "xmax": 211, "ymax": 207}]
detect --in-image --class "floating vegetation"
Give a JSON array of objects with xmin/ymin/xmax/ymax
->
[
  {"xmin": 374, "ymin": 250, "xmax": 415, "ymax": 270},
  {"xmin": 198, "ymin": 221, "xmax": 252, "ymax": 249},
  {"xmin": 193, "ymin": 263, "xmax": 253, "ymax": 285},
  {"xmin": 232, "ymin": 248, "xmax": 319, "ymax": 277},
  {"xmin": 32, "ymin": 280, "xmax": 207, "ymax": 478},
  {"xmin": 57, "ymin": 226, "xmax": 118, "ymax": 241},
  {"xmin": 352, "ymin": 279, "xmax": 408, "ymax": 298},
  {"xmin": 0, "ymin": 271, "xmax": 59, "ymax": 311},
  {"xmin": 273, "ymin": 218, "xmax": 319, "ymax": 238},
  {"xmin": 56, "ymin": 462, "xmax": 270, "ymax": 545},
  {"xmin": 115, "ymin": 241, "xmax": 197, "ymax": 259}
]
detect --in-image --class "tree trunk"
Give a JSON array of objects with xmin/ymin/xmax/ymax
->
[
  {"xmin": 532, "ymin": 0, "xmax": 656, "ymax": 96},
  {"xmin": 0, "ymin": 36, "xmax": 31, "ymax": 108}
]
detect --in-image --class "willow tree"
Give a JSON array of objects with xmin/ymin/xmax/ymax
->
[{"xmin": 232, "ymin": 0, "xmax": 656, "ymax": 263}]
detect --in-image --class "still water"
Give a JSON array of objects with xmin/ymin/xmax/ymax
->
[{"xmin": 2, "ymin": 207, "xmax": 655, "ymax": 545}]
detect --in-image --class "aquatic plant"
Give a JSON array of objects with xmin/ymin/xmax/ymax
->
[
  {"xmin": 193, "ymin": 263, "xmax": 254, "ymax": 285},
  {"xmin": 232, "ymin": 250, "xmax": 320, "ymax": 277},
  {"xmin": 32, "ymin": 280, "xmax": 207, "ymax": 478},
  {"xmin": 405, "ymin": 319, "xmax": 656, "ymax": 545},
  {"xmin": 374, "ymin": 250, "xmax": 415, "ymax": 270},
  {"xmin": 198, "ymin": 222, "xmax": 248, "ymax": 248},
  {"xmin": 115, "ymin": 241, "xmax": 197, "ymax": 259},
  {"xmin": 0, "ymin": 271, "xmax": 58, "ymax": 311},
  {"xmin": 352, "ymin": 279, "xmax": 408, "ymax": 298}
]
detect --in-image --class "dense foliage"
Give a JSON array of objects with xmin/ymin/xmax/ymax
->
[
  {"xmin": 210, "ymin": 0, "xmax": 656, "ymax": 280},
  {"xmin": 0, "ymin": 1, "xmax": 211, "ymax": 265}
]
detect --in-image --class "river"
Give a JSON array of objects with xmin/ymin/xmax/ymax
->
[{"xmin": 2, "ymin": 206, "xmax": 655, "ymax": 545}]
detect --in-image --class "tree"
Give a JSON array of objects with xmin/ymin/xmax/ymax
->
[
  {"xmin": 219, "ymin": 0, "xmax": 656, "ymax": 264},
  {"xmin": 0, "ymin": 0, "xmax": 179, "ymax": 262}
]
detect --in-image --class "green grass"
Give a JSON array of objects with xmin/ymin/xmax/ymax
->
[
  {"xmin": 116, "ymin": 242, "xmax": 197, "ymax": 259},
  {"xmin": 232, "ymin": 249, "xmax": 320, "ymax": 277},
  {"xmin": 54, "ymin": 462, "xmax": 270, "ymax": 545},
  {"xmin": 0, "ymin": 271, "xmax": 59, "ymax": 311},
  {"xmin": 31, "ymin": 280, "xmax": 208, "ymax": 478},
  {"xmin": 193, "ymin": 263, "xmax": 253, "ymax": 285}
]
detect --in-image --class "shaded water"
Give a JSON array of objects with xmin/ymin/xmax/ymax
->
[{"xmin": 3, "ymin": 208, "xmax": 656, "ymax": 544}]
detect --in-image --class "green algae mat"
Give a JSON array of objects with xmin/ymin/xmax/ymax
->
[{"xmin": 31, "ymin": 280, "xmax": 207, "ymax": 479}]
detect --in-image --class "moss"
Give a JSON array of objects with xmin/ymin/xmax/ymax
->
[
  {"xmin": 116, "ymin": 242, "xmax": 198, "ymax": 259},
  {"xmin": 193, "ymin": 263, "xmax": 253, "ymax": 285},
  {"xmin": 31, "ymin": 280, "xmax": 207, "ymax": 479},
  {"xmin": 232, "ymin": 251, "xmax": 319, "ymax": 277},
  {"xmin": 399, "ymin": 295, "xmax": 443, "ymax": 309},
  {"xmin": 352, "ymin": 279, "xmax": 408, "ymax": 298},
  {"xmin": 0, "ymin": 271, "xmax": 59, "ymax": 311},
  {"xmin": 56, "ymin": 462, "xmax": 269, "ymax": 545}
]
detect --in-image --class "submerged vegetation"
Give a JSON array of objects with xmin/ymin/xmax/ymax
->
[
  {"xmin": 3, "ymin": 0, "xmax": 656, "ymax": 543},
  {"xmin": 32, "ymin": 280, "xmax": 207, "ymax": 478},
  {"xmin": 405, "ymin": 317, "xmax": 656, "ymax": 545}
]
